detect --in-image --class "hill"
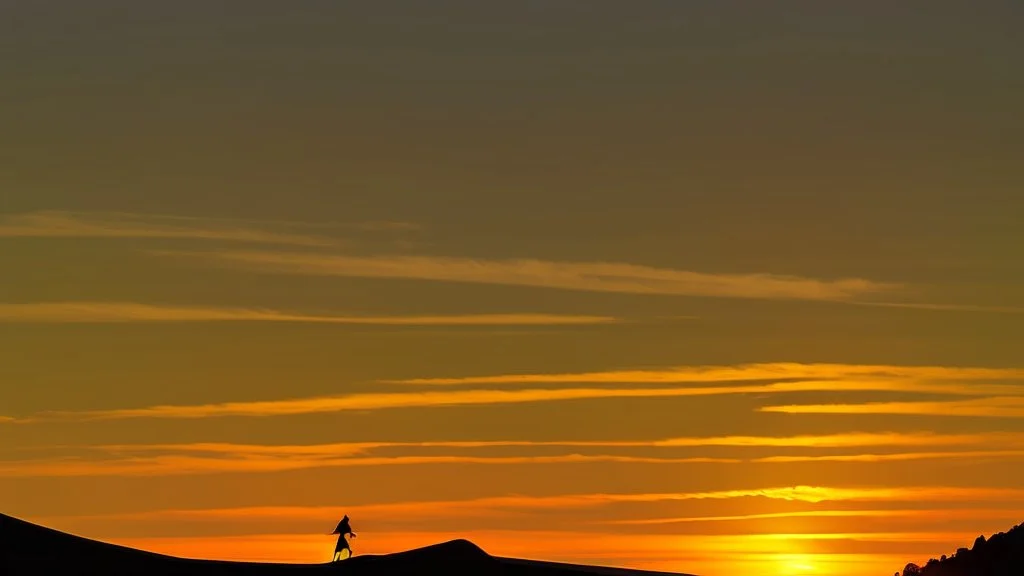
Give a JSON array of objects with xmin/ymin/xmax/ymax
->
[
  {"xmin": 0, "ymin": 513, "xmax": 694, "ymax": 576},
  {"xmin": 899, "ymin": 522, "xmax": 1024, "ymax": 576}
]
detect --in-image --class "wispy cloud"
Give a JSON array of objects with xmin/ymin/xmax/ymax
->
[
  {"xmin": 760, "ymin": 397, "xmax": 1024, "ymax": 418},
  {"xmin": 389, "ymin": 362, "xmax": 1024, "ymax": 386},
  {"xmin": 10, "ymin": 388, "xmax": 755, "ymax": 422},
  {"xmin": 31, "ymin": 496, "xmax": 614, "ymax": 524},
  {"xmin": 93, "ymin": 430, "xmax": 1024, "ymax": 455},
  {"xmin": 753, "ymin": 450, "xmax": 1024, "ymax": 463},
  {"xmin": 0, "ymin": 211, "xmax": 339, "ymax": 246},
  {"xmin": 854, "ymin": 301, "xmax": 1024, "ymax": 314},
  {"xmin": 605, "ymin": 508, "xmax": 1024, "ymax": 525},
  {"xmin": 0, "ymin": 302, "xmax": 614, "ymax": 326},
  {"xmin": 160, "ymin": 249, "xmax": 899, "ymax": 302},
  {"xmin": 0, "ymin": 454, "xmax": 737, "ymax": 478},
  {"xmin": 0, "ymin": 385, "xmax": 971, "ymax": 423},
  {"xmin": 643, "ymin": 431, "xmax": 1024, "ymax": 448},
  {"xmin": 42, "ymin": 492, "xmax": 1024, "ymax": 526},
  {"xmin": 40, "ymin": 486, "xmax": 1014, "ymax": 525},
  {"xmin": 11, "ymin": 433, "xmax": 1024, "ymax": 477},
  {"xmin": 10, "ymin": 374, "xmax": 1024, "ymax": 423},
  {"xmin": 683, "ymin": 485, "xmax": 1024, "ymax": 504}
]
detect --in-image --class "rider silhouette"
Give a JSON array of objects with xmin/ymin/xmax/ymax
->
[{"xmin": 331, "ymin": 515, "xmax": 357, "ymax": 561}]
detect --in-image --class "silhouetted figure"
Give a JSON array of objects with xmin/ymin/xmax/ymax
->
[{"xmin": 331, "ymin": 515, "xmax": 357, "ymax": 561}]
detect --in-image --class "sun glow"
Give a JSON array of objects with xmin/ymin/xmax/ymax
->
[{"xmin": 775, "ymin": 553, "xmax": 818, "ymax": 575}]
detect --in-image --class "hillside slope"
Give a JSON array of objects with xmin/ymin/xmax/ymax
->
[{"xmin": 0, "ymin": 513, "xmax": 693, "ymax": 576}]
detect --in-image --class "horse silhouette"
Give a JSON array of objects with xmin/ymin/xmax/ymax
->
[{"xmin": 330, "ymin": 515, "xmax": 357, "ymax": 561}]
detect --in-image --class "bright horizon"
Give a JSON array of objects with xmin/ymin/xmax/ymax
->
[{"xmin": 3, "ymin": 3, "xmax": 1023, "ymax": 576}]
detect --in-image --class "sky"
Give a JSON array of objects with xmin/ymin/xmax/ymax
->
[{"xmin": 1, "ymin": 2, "xmax": 1023, "ymax": 575}]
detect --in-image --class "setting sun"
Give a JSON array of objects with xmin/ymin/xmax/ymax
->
[{"xmin": 777, "ymin": 554, "xmax": 818, "ymax": 574}]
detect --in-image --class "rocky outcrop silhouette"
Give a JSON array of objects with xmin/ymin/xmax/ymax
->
[{"xmin": 900, "ymin": 522, "xmax": 1024, "ymax": 576}]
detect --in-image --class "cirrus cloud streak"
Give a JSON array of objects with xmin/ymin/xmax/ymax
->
[
  {"xmin": 93, "ymin": 430, "xmax": 1024, "ymax": 455},
  {"xmin": 390, "ymin": 362, "xmax": 1024, "ymax": 386},
  {"xmin": 39, "ymin": 492, "xmax": 1024, "ymax": 526},
  {"xmin": 0, "ymin": 211, "xmax": 338, "ymax": 246},
  {"xmin": 12, "ymin": 380, "xmax": 1024, "ymax": 424},
  {"xmin": 0, "ymin": 302, "xmax": 614, "ymax": 326},
  {"xmin": 760, "ymin": 397, "xmax": 1024, "ymax": 418},
  {"xmin": 9, "ymin": 432, "xmax": 1024, "ymax": 477},
  {"xmin": 160, "ymin": 249, "xmax": 899, "ymax": 302},
  {"xmin": 0, "ymin": 454, "xmax": 738, "ymax": 478}
]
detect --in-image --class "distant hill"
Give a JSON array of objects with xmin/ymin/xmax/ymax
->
[
  {"xmin": 899, "ymin": 522, "xmax": 1024, "ymax": 576},
  {"xmin": 0, "ymin": 513, "xmax": 694, "ymax": 576}
]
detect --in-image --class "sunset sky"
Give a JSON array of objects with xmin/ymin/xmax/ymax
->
[{"xmin": 2, "ymin": 3, "xmax": 1024, "ymax": 576}]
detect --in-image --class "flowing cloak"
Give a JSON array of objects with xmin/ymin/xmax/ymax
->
[{"xmin": 334, "ymin": 533, "xmax": 351, "ymax": 554}]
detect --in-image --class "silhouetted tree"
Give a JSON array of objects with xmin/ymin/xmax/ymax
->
[{"xmin": 897, "ymin": 521, "xmax": 1024, "ymax": 576}]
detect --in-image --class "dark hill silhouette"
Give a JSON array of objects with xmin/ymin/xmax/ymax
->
[
  {"xmin": 0, "ymin": 513, "xmax": 694, "ymax": 576},
  {"xmin": 899, "ymin": 521, "xmax": 1024, "ymax": 576}
]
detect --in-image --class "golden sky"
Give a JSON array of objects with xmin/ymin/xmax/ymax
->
[{"xmin": 2, "ymin": 3, "xmax": 1023, "ymax": 576}]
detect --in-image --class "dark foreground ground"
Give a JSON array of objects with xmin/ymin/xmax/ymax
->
[{"xmin": 0, "ymin": 513, "xmax": 694, "ymax": 576}]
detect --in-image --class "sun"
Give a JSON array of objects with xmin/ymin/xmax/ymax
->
[{"xmin": 774, "ymin": 553, "xmax": 819, "ymax": 575}]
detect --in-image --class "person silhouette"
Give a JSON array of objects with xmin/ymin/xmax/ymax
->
[{"xmin": 331, "ymin": 515, "xmax": 357, "ymax": 561}]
